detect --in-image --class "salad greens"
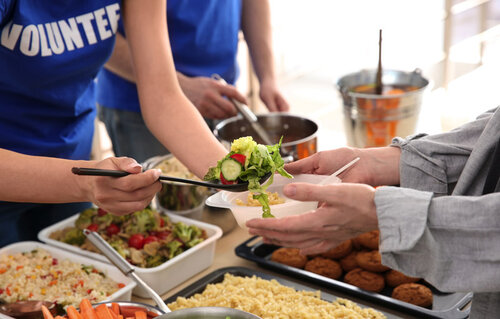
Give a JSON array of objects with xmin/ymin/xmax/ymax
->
[{"xmin": 204, "ymin": 136, "xmax": 292, "ymax": 218}]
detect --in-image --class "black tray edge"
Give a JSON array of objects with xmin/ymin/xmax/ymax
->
[{"xmin": 235, "ymin": 236, "xmax": 473, "ymax": 319}]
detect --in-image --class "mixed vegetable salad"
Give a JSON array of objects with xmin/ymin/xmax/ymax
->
[
  {"xmin": 203, "ymin": 136, "xmax": 292, "ymax": 217},
  {"xmin": 49, "ymin": 207, "xmax": 207, "ymax": 268}
]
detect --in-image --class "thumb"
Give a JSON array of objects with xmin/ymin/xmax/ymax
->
[
  {"xmin": 111, "ymin": 157, "xmax": 143, "ymax": 174},
  {"xmin": 284, "ymin": 182, "xmax": 340, "ymax": 203}
]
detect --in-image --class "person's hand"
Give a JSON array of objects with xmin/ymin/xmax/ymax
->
[
  {"xmin": 259, "ymin": 79, "xmax": 289, "ymax": 112},
  {"xmin": 178, "ymin": 75, "xmax": 247, "ymax": 119},
  {"xmin": 284, "ymin": 146, "xmax": 401, "ymax": 186},
  {"xmin": 246, "ymin": 182, "xmax": 378, "ymax": 255},
  {"xmin": 85, "ymin": 157, "xmax": 162, "ymax": 215}
]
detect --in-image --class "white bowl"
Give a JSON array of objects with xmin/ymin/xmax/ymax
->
[
  {"xmin": 205, "ymin": 174, "xmax": 341, "ymax": 229},
  {"xmin": 38, "ymin": 214, "xmax": 222, "ymax": 298},
  {"xmin": 0, "ymin": 241, "xmax": 136, "ymax": 308}
]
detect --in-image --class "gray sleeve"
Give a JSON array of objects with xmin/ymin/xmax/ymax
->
[
  {"xmin": 391, "ymin": 108, "xmax": 496, "ymax": 195},
  {"xmin": 376, "ymin": 186, "xmax": 500, "ymax": 292}
]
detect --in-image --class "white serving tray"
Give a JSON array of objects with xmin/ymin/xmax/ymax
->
[
  {"xmin": 0, "ymin": 241, "xmax": 136, "ymax": 311},
  {"xmin": 38, "ymin": 213, "xmax": 222, "ymax": 298}
]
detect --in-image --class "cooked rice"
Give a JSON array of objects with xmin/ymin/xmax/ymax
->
[
  {"xmin": 0, "ymin": 249, "xmax": 123, "ymax": 308},
  {"xmin": 235, "ymin": 191, "xmax": 285, "ymax": 206},
  {"xmin": 168, "ymin": 273, "xmax": 385, "ymax": 319}
]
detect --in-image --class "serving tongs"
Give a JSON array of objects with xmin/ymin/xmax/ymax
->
[
  {"xmin": 212, "ymin": 74, "xmax": 274, "ymax": 146},
  {"xmin": 83, "ymin": 230, "xmax": 172, "ymax": 314},
  {"xmin": 71, "ymin": 167, "xmax": 271, "ymax": 192}
]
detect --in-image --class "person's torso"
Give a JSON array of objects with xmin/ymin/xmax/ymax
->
[
  {"xmin": 96, "ymin": 0, "xmax": 242, "ymax": 112},
  {"xmin": 0, "ymin": 0, "xmax": 120, "ymax": 159}
]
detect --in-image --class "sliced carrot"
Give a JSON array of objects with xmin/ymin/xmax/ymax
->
[
  {"xmin": 111, "ymin": 303, "xmax": 120, "ymax": 315},
  {"xmin": 107, "ymin": 307, "xmax": 118, "ymax": 319},
  {"xmin": 146, "ymin": 311, "xmax": 159, "ymax": 318},
  {"xmin": 67, "ymin": 306, "xmax": 82, "ymax": 319},
  {"xmin": 117, "ymin": 315, "xmax": 123, "ymax": 319},
  {"xmin": 134, "ymin": 311, "xmax": 147, "ymax": 319},
  {"xmin": 119, "ymin": 307, "xmax": 148, "ymax": 318},
  {"xmin": 41, "ymin": 305, "xmax": 55, "ymax": 319},
  {"xmin": 95, "ymin": 304, "xmax": 114, "ymax": 319},
  {"xmin": 79, "ymin": 299, "xmax": 99, "ymax": 319}
]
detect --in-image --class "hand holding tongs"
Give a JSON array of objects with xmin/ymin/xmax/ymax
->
[{"xmin": 212, "ymin": 74, "xmax": 274, "ymax": 146}]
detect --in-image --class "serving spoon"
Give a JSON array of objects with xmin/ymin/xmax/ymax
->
[{"xmin": 71, "ymin": 167, "xmax": 271, "ymax": 192}]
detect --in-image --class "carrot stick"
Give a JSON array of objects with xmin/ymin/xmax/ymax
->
[
  {"xmin": 107, "ymin": 307, "xmax": 118, "ymax": 319},
  {"xmin": 41, "ymin": 305, "xmax": 55, "ymax": 319},
  {"xmin": 111, "ymin": 303, "xmax": 120, "ymax": 316},
  {"xmin": 67, "ymin": 306, "xmax": 83, "ymax": 319},
  {"xmin": 146, "ymin": 311, "xmax": 159, "ymax": 318},
  {"xmin": 95, "ymin": 304, "xmax": 114, "ymax": 319},
  {"xmin": 79, "ymin": 299, "xmax": 99, "ymax": 319},
  {"xmin": 134, "ymin": 311, "xmax": 147, "ymax": 319}
]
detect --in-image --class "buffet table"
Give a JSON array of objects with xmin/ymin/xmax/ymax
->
[{"xmin": 130, "ymin": 207, "xmax": 450, "ymax": 319}]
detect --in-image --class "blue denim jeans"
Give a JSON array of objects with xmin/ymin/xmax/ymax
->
[
  {"xmin": 0, "ymin": 201, "xmax": 91, "ymax": 247},
  {"xmin": 98, "ymin": 105, "xmax": 170, "ymax": 164}
]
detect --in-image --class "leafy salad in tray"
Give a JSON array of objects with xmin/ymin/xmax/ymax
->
[
  {"xmin": 203, "ymin": 136, "xmax": 292, "ymax": 218},
  {"xmin": 49, "ymin": 207, "xmax": 206, "ymax": 268}
]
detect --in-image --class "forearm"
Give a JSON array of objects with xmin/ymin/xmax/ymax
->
[
  {"xmin": 122, "ymin": 0, "xmax": 227, "ymax": 178},
  {"xmin": 102, "ymin": 32, "xmax": 136, "ymax": 83},
  {"xmin": 359, "ymin": 146, "xmax": 401, "ymax": 186},
  {"xmin": 241, "ymin": 0, "xmax": 276, "ymax": 84},
  {"xmin": 0, "ymin": 149, "xmax": 92, "ymax": 203}
]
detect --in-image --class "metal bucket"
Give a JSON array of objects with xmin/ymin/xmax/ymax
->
[
  {"xmin": 337, "ymin": 69, "xmax": 429, "ymax": 148},
  {"xmin": 213, "ymin": 113, "xmax": 318, "ymax": 161}
]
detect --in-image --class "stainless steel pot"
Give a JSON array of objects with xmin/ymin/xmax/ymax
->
[
  {"xmin": 214, "ymin": 113, "xmax": 318, "ymax": 162},
  {"xmin": 337, "ymin": 69, "xmax": 430, "ymax": 148}
]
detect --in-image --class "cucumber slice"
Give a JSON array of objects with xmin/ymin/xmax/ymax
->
[{"xmin": 220, "ymin": 157, "xmax": 243, "ymax": 181}]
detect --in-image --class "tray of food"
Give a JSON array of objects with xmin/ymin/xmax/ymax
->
[
  {"xmin": 235, "ymin": 235, "xmax": 472, "ymax": 319},
  {"xmin": 164, "ymin": 266, "xmax": 396, "ymax": 318},
  {"xmin": 0, "ymin": 241, "xmax": 135, "ymax": 317},
  {"xmin": 37, "ymin": 207, "xmax": 222, "ymax": 298}
]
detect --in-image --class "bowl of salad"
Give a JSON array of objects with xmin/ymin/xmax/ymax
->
[{"xmin": 206, "ymin": 173, "xmax": 339, "ymax": 229}]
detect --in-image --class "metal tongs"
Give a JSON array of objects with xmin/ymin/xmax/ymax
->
[{"xmin": 212, "ymin": 74, "xmax": 274, "ymax": 146}]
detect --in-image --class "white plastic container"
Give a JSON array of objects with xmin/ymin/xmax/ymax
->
[
  {"xmin": 0, "ymin": 241, "xmax": 136, "ymax": 304},
  {"xmin": 205, "ymin": 174, "xmax": 341, "ymax": 229},
  {"xmin": 38, "ymin": 214, "xmax": 222, "ymax": 298}
]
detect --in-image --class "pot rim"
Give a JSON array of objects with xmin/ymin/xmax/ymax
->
[{"xmin": 213, "ymin": 112, "xmax": 318, "ymax": 147}]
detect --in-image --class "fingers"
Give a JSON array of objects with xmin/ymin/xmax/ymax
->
[
  {"xmin": 283, "ymin": 155, "xmax": 318, "ymax": 174},
  {"xmin": 217, "ymin": 82, "xmax": 247, "ymax": 105}
]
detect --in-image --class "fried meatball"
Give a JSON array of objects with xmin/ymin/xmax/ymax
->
[
  {"xmin": 344, "ymin": 268, "xmax": 385, "ymax": 293},
  {"xmin": 304, "ymin": 257, "xmax": 342, "ymax": 280},
  {"xmin": 270, "ymin": 247, "xmax": 308, "ymax": 269},
  {"xmin": 354, "ymin": 230, "xmax": 379, "ymax": 250},
  {"xmin": 392, "ymin": 283, "xmax": 433, "ymax": 308},
  {"xmin": 320, "ymin": 239, "xmax": 353, "ymax": 260},
  {"xmin": 355, "ymin": 250, "xmax": 390, "ymax": 273},
  {"xmin": 385, "ymin": 269, "xmax": 420, "ymax": 288},
  {"xmin": 340, "ymin": 250, "xmax": 358, "ymax": 272}
]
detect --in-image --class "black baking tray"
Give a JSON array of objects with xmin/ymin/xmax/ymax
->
[
  {"xmin": 164, "ymin": 266, "xmax": 403, "ymax": 318},
  {"xmin": 235, "ymin": 236, "xmax": 473, "ymax": 319}
]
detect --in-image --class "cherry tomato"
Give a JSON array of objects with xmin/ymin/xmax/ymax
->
[
  {"xmin": 144, "ymin": 235, "xmax": 159, "ymax": 245},
  {"xmin": 152, "ymin": 231, "xmax": 171, "ymax": 240},
  {"xmin": 87, "ymin": 224, "xmax": 99, "ymax": 232},
  {"xmin": 220, "ymin": 172, "xmax": 236, "ymax": 185},
  {"xmin": 97, "ymin": 208, "xmax": 108, "ymax": 216},
  {"xmin": 230, "ymin": 153, "xmax": 246, "ymax": 166},
  {"xmin": 128, "ymin": 234, "xmax": 145, "ymax": 249},
  {"xmin": 106, "ymin": 224, "xmax": 120, "ymax": 236}
]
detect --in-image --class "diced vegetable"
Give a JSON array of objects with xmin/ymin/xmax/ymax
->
[{"xmin": 220, "ymin": 157, "xmax": 243, "ymax": 181}]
